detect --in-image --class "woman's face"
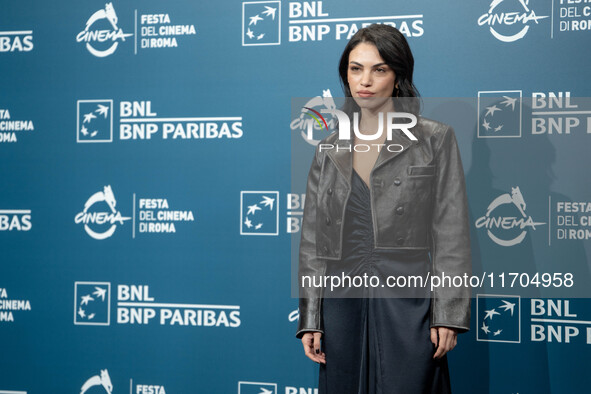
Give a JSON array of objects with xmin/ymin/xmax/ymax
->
[{"xmin": 347, "ymin": 42, "xmax": 397, "ymax": 105}]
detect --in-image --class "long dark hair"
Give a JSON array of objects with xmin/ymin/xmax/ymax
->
[{"xmin": 338, "ymin": 24, "xmax": 420, "ymax": 116}]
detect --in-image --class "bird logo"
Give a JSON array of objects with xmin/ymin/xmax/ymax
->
[
  {"xmin": 477, "ymin": 91, "xmax": 522, "ymax": 138},
  {"xmin": 244, "ymin": 196, "xmax": 275, "ymax": 231},
  {"xmin": 77, "ymin": 100, "xmax": 112, "ymax": 142},
  {"xmin": 241, "ymin": 191, "xmax": 279, "ymax": 235},
  {"xmin": 243, "ymin": 2, "xmax": 280, "ymax": 46},
  {"xmin": 75, "ymin": 283, "xmax": 110, "ymax": 325},
  {"xmin": 477, "ymin": 295, "xmax": 520, "ymax": 342},
  {"xmin": 238, "ymin": 382, "xmax": 277, "ymax": 394},
  {"xmin": 481, "ymin": 96, "xmax": 518, "ymax": 134},
  {"xmin": 80, "ymin": 103, "xmax": 110, "ymax": 138}
]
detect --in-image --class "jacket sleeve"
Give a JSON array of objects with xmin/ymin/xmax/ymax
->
[
  {"xmin": 295, "ymin": 144, "xmax": 326, "ymax": 339},
  {"xmin": 429, "ymin": 126, "xmax": 472, "ymax": 333}
]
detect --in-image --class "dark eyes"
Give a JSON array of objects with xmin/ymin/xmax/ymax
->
[{"xmin": 349, "ymin": 66, "xmax": 388, "ymax": 73}]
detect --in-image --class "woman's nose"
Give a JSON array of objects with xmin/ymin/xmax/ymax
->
[{"xmin": 360, "ymin": 71, "xmax": 372, "ymax": 86}]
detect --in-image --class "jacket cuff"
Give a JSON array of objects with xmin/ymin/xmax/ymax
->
[
  {"xmin": 430, "ymin": 296, "xmax": 471, "ymax": 333},
  {"xmin": 295, "ymin": 297, "xmax": 323, "ymax": 338}
]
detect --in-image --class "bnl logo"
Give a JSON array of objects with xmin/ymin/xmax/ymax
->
[
  {"xmin": 242, "ymin": 1, "xmax": 281, "ymax": 46},
  {"xmin": 477, "ymin": 294, "xmax": 520, "ymax": 343},
  {"xmin": 477, "ymin": 90, "xmax": 522, "ymax": 138},
  {"xmin": 74, "ymin": 282, "xmax": 111, "ymax": 325},
  {"xmin": 238, "ymin": 382, "xmax": 277, "ymax": 394},
  {"xmin": 240, "ymin": 191, "xmax": 279, "ymax": 235},
  {"xmin": 77, "ymin": 99, "xmax": 113, "ymax": 143}
]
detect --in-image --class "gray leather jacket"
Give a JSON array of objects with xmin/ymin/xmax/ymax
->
[{"xmin": 296, "ymin": 117, "xmax": 472, "ymax": 338}]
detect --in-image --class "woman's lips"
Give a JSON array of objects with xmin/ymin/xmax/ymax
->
[{"xmin": 357, "ymin": 91, "xmax": 375, "ymax": 97}]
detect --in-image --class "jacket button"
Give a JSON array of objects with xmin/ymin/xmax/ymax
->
[
  {"xmin": 396, "ymin": 237, "xmax": 404, "ymax": 245},
  {"xmin": 396, "ymin": 206, "xmax": 404, "ymax": 215},
  {"xmin": 327, "ymin": 188, "xmax": 333, "ymax": 195},
  {"xmin": 394, "ymin": 178, "xmax": 401, "ymax": 186},
  {"xmin": 325, "ymin": 217, "xmax": 331, "ymax": 225}
]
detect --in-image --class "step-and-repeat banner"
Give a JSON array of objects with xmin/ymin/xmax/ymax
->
[{"xmin": 1, "ymin": 1, "xmax": 590, "ymax": 393}]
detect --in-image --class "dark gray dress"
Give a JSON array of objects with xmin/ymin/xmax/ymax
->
[{"xmin": 319, "ymin": 169, "xmax": 452, "ymax": 394}]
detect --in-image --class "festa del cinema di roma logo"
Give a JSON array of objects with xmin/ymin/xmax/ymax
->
[
  {"xmin": 74, "ymin": 185, "xmax": 130, "ymax": 240},
  {"xmin": 80, "ymin": 368, "xmax": 167, "ymax": 394},
  {"xmin": 81, "ymin": 369, "xmax": 113, "ymax": 394},
  {"xmin": 475, "ymin": 186, "xmax": 545, "ymax": 246},
  {"xmin": 478, "ymin": 0, "xmax": 548, "ymax": 42},
  {"xmin": 77, "ymin": 2, "xmax": 132, "ymax": 57}
]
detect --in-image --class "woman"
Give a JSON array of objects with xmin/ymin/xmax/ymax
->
[{"xmin": 296, "ymin": 24, "xmax": 471, "ymax": 393}]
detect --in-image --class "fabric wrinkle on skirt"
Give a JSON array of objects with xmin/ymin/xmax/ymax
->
[{"xmin": 318, "ymin": 169, "xmax": 452, "ymax": 394}]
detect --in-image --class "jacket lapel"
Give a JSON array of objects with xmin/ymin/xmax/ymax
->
[{"xmin": 327, "ymin": 138, "xmax": 352, "ymax": 185}]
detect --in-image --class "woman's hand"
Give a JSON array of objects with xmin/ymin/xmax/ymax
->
[
  {"xmin": 301, "ymin": 332, "xmax": 326, "ymax": 364},
  {"xmin": 430, "ymin": 326, "xmax": 458, "ymax": 359}
]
